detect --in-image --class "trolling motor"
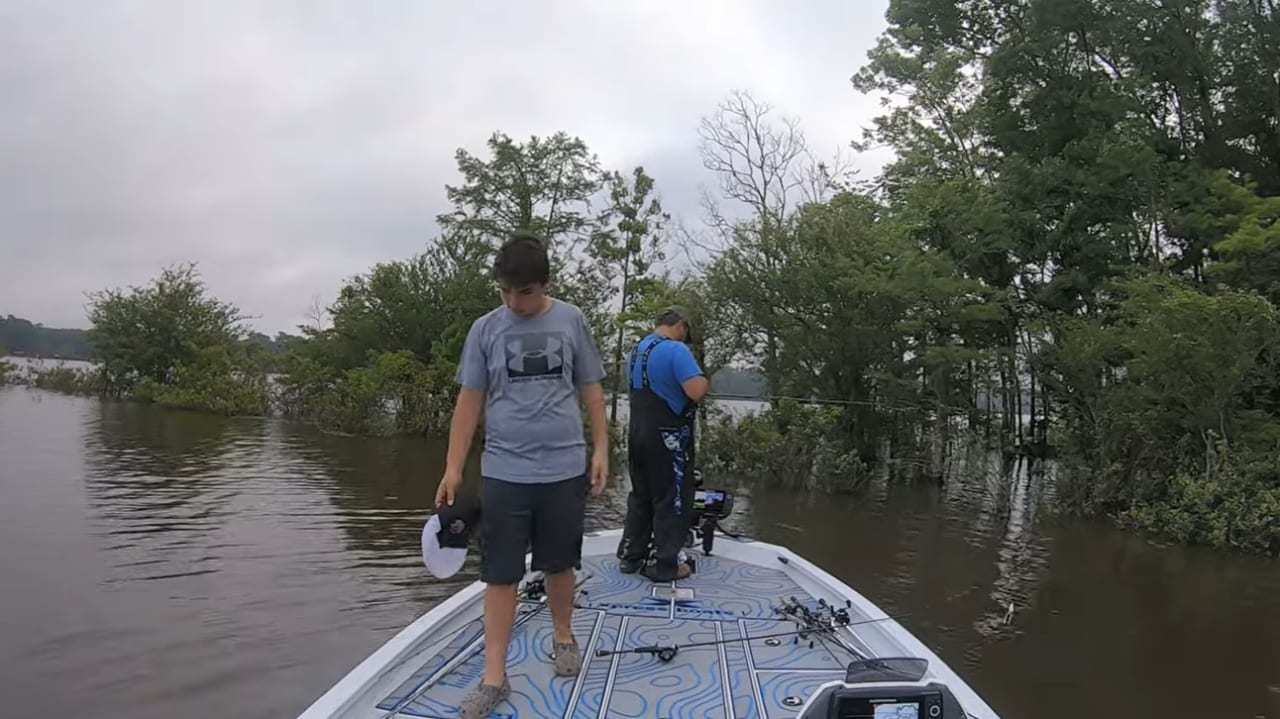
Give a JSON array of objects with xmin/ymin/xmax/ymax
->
[{"xmin": 687, "ymin": 469, "xmax": 735, "ymax": 555}]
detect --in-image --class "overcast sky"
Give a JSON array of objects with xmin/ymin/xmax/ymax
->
[{"xmin": 2, "ymin": 1, "xmax": 892, "ymax": 334}]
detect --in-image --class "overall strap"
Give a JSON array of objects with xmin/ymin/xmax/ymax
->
[{"xmin": 629, "ymin": 336, "xmax": 668, "ymax": 390}]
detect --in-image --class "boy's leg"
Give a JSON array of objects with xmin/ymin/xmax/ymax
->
[
  {"xmin": 482, "ymin": 583, "xmax": 518, "ymax": 685},
  {"xmin": 545, "ymin": 569, "xmax": 576, "ymax": 643},
  {"xmin": 530, "ymin": 474, "xmax": 587, "ymax": 671},
  {"xmin": 477, "ymin": 477, "xmax": 533, "ymax": 686}
]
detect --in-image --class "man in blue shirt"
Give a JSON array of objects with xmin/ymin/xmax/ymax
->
[{"xmin": 617, "ymin": 307, "xmax": 709, "ymax": 581}]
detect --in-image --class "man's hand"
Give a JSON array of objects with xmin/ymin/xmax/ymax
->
[
  {"xmin": 589, "ymin": 451, "xmax": 608, "ymax": 496},
  {"xmin": 435, "ymin": 467, "xmax": 463, "ymax": 507}
]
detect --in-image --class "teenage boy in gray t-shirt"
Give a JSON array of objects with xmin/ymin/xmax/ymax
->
[{"xmin": 435, "ymin": 233, "xmax": 609, "ymax": 719}]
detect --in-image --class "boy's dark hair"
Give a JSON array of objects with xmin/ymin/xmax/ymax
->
[{"xmin": 493, "ymin": 230, "xmax": 550, "ymax": 287}]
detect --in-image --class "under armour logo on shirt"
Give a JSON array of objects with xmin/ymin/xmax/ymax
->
[{"xmin": 504, "ymin": 332, "xmax": 566, "ymax": 379}]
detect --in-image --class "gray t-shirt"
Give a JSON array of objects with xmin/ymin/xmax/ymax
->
[{"xmin": 456, "ymin": 298, "xmax": 606, "ymax": 483}]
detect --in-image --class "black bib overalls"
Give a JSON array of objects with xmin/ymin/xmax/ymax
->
[{"xmin": 616, "ymin": 337, "xmax": 697, "ymax": 581}]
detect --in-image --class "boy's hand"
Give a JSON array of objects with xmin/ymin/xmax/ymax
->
[
  {"xmin": 435, "ymin": 468, "xmax": 463, "ymax": 507},
  {"xmin": 589, "ymin": 452, "xmax": 608, "ymax": 496}
]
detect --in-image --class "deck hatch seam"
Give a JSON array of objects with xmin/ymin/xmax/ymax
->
[
  {"xmin": 598, "ymin": 615, "xmax": 629, "ymax": 717},
  {"xmin": 716, "ymin": 620, "xmax": 735, "ymax": 719},
  {"xmin": 563, "ymin": 609, "xmax": 605, "ymax": 718},
  {"xmin": 738, "ymin": 618, "xmax": 767, "ymax": 719}
]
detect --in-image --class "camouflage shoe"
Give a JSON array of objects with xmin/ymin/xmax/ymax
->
[
  {"xmin": 459, "ymin": 677, "xmax": 510, "ymax": 719},
  {"xmin": 552, "ymin": 638, "xmax": 582, "ymax": 677}
]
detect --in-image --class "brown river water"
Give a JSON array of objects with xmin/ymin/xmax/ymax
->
[{"xmin": 1, "ymin": 387, "xmax": 1277, "ymax": 718}]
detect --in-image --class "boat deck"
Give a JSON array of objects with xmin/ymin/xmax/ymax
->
[
  {"xmin": 379, "ymin": 553, "xmax": 868, "ymax": 719},
  {"xmin": 303, "ymin": 530, "xmax": 998, "ymax": 719}
]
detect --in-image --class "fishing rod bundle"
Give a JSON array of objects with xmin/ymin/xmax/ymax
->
[{"xmin": 595, "ymin": 596, "xmax": 893, "ymax": 664}]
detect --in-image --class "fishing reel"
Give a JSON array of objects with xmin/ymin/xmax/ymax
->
[
  {"xmin": 687, "ymin": 469, "xmax": 735, "ymax": 555},
  {"xmin": 777, "ymin": 596, "xmax": 853, "ymax": 632},
  {"xmin": 520, "ymin": 576, "xmax": 546, "ymax": 601}
]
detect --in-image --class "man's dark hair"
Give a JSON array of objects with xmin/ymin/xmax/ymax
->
[
  {"xmin": 656, "ymin": 307, "xmax": 694, "ymax": 344},
  {"xmin": 656, "ymin": 306, "xmax": 694, "ymax": 345},
  {"xmin": 655, "ymin": 307, "xmax": 689, "ymax": 327},
  {"xmin": 493, "ymin": 230, "xmax": 550, "ymax": 287}
]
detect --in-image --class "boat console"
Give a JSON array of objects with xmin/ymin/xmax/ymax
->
[{"xmin": 797, "ymin": 658, "xmax": 966, "ymax": 719}]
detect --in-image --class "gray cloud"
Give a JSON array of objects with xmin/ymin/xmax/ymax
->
[{"xmin": 1, "ymin": 1, "xmax": 890, "ymax": 334}]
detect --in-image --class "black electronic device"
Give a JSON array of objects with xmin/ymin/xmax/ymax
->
[
  {"xmin": 796, "ymin": 683, "xmax": 961, "ymax": 719},
  {"xmin": 829, "ymin": 688, "xmax": 944, "ymax": 719},
  {"xmin": 688, "ymin": 487, "xmax": 735, "ymax": 555},
  {"xmin": 795, "ymin": 658, "xmax": 963, "ymax": 719}
]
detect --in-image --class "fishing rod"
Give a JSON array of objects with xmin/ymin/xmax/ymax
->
[
  {"xmin": 593, "ymin": 618, "xmax": 892, "ymax": 663},
  {"xmin": 595, "ymin": 598, "xmax": 899, "ymax": 664},
  {"xmin": 705, "ymin": 391, "xmax": 980, "ymax": 416}
]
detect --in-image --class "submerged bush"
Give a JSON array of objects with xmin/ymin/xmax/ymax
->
[
  {"xmin": 31, "ymin": 365, "xmax": 105, "ymax": 394},
  {"xmin": 277, "ymin": 350, "xmax": 458, "ymax": 435},
  {"xmin": 701, "ymin": 399, "xmax": 868, "ymax": 492},
  {"xmin": 1043, "ymin": 274, "xmax": 1280, "ymax": 554},
  {"xmin": 135, "ymin": 345, "xmax": 270, "ymax": 416},
  {"xmin": 1119, "ymin": 453, "xmax": 1280, "ymax": 556}
]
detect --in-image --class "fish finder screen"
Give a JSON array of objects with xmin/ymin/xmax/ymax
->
[{"xmin": 838, "ymin": 700, "xmax": 921, "ymax": 719}]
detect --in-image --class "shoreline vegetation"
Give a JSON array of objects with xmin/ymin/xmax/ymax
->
[{"xmin": 7, "ymin": 3, "xmax": 1280, "ymax": 556}]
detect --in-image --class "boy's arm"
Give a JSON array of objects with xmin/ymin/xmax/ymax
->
[
  {"xmin": 580, "ymin": 381, "xmax": 609, "ymax": 495},
  {"xmin": 436, "ymin": 387, "xmax": 484, "ymax": 507},
  {"xmin": 437, "ymin": 317, "xmax": 488, "ymax": 507},
  {"xmin": 571, "ymin": 308, "xmax": 609, "ymax": 495}
]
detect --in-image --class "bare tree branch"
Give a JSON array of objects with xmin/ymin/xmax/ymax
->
[{"xmin": 698, "ymin": 90, "xmax": 810, "ymax": 231}]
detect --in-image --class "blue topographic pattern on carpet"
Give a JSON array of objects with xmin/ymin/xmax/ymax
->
[{"xmin": 377, "ymin": 552, "xmax": 852, "ymax": 718}]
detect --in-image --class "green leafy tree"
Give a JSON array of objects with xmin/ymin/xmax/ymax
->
[
  {"xmin": 435, "ymin": 131, "xmax": 607, "ymax": 343},
  {"xmin": 1210, "ymin": 189, "xmax": 1280, "ymax": 305},
  {"xmin": 707, "ymin": 191, "xmax": 1000, "ymax": 460},
  {"xmin": 87, "ymin": 264, "xmax": 245, "ymax": 395},
  {"xmin": 297, "ymin": 233, "xmax": 494, "ymax": 372},
  {"xmin": 280, "ymin": 232, "xmax": 496, "ymax": 434},
  {"xmin": 588, "ymin": 166, "xmax": 668, "ymax": 425},
  {"xmin": 438, "ymin": 131, "xmax": 602, "ymax": 250},
  {"xmin": 854, "ymin": 0, "xmax": 1280, "ymax": 451},
  {"xmin": 627, "ymin": 275, "xmax": 741, "ymax": 387},
  {"xmin": 1042, "ymin": 273, "xmax": 1279, "ymax": 538}
]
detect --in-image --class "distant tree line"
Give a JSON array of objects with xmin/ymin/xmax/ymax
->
[
  {"xmin": 0, "ymin": 315, "xmax": 92, "ymax": 359},
  {"xmin": 1, "ymin": 313, "xmax": 297, "ymax": 364}
]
